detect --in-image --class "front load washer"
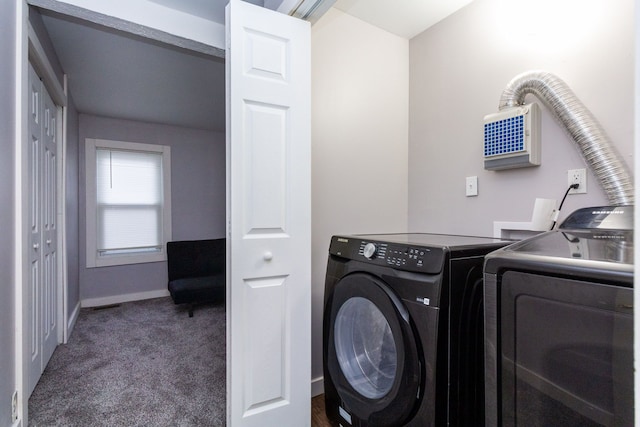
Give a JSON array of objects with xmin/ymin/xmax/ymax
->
[{"xmin": 323, "ymin": 233, "xmax": 510, "ymax": 427}]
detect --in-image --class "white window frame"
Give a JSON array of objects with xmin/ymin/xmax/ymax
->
[{"xmin": 85, "ymin": 138, "xmax": 172, "ymax": 268}]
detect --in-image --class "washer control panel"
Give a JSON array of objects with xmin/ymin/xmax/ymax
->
[
  {"xmin": 387, "ymin": 246, "xmax": 429, "ymax": 269},
  {"xmin": 354, "ymin": 240, "xmax": 442, "ymax": 274},
  {"xmin": 330, "ymin": 234, "xmax": 509, "ymax": 275}
]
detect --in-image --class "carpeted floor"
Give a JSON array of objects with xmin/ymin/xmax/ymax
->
[{"xmin": 29, "ymin": 297, "xmax": 226, "ymax": 426}]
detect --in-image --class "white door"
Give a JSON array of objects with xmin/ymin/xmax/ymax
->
[
  {"xmin": 41, "ymin": 83, "xmax": 58, "ymax": 369},
  {"xmin": 226, "ymin": 1, "xmax": 311, "ymax": 426},
  {"xmin": 27, "ymin": 63, "xmax": 43, "ymax": 396},
  {"xmin": 27, "ymin": 63, "xmax": 59, "ymax": 396}
]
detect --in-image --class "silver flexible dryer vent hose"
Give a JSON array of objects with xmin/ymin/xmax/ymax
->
[{"xmin": 499, "ymin": 70, "xmax": 634, "ymax": 205}]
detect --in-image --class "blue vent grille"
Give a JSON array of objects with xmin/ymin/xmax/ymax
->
[{"xmin": 484, "ymin": 115, "xmax": 525, "ymax": 157}]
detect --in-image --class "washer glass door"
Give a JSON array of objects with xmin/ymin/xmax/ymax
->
[
  {"xmin": 325, "ymin": 272, "xmax": 424, "ymax": 426},
  {"xmin": 334, "ymin": 296, "xmax": 397, "ymax": 399}
]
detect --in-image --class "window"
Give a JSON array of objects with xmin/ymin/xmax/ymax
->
[{"xmin": 86, "ymin": 139, "xmax": 171, "ymax": 267}]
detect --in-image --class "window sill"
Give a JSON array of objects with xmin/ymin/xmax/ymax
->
[{"xmin": 87, "ymin": 252, "xmax": 167, "ymax": 268}]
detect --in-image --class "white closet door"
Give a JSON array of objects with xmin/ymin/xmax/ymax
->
[
  {"xmin": 27, "ymin": 63, "xmax": 59, "ymax": 396},
  {"xmin": 41, "ymin": 85, "xmax": 58, "ymax": 369},
  {"xmin": 27, "ymin": 63, "xmax": 43, "ymax": 397},
  {"xmin": 226, "ymin": 1, "xmax": 311, "ymax": 426}
]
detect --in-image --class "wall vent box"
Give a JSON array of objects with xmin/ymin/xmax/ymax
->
[{"xmin": 483, "ymin": 103, "xmax": 541, "ymax": 170}]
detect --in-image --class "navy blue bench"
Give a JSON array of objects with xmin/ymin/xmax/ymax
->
[{"xmin": 167, "ymin": 239, "xmax": 226, "ymax": 317}]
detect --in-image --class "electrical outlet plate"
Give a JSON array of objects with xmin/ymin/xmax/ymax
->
[{"xmin": 567, "ymin": 168, "xmax": 587, "ymax": 194}]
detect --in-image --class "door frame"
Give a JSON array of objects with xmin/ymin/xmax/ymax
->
[
  {"xmin": 13, "ymin": 1, "xmax": 313, "ymax": 425},
  {"xmin": 15, "ymin": 1, "xmax": 68, "ymax": 424},
  {"xmin": 28, "ymin": 13, "xmax": 68, "ymax": 347}
]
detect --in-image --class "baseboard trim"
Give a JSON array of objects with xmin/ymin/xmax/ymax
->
[
  {"xmin": 66, "ymin": 301, "xmax": 81, "ymax": 342},
  {"xmin": 81, "ymin": 289, "xmax": 170, "ymax": 308},
  {"xmin": 311, "ymin": 376, "xmax": 324, "ymax": 397}
]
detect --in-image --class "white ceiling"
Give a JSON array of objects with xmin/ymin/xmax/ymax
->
[
  {"xmin": 333, "ymin": 0, "xmax": 473, "ymax": 39},
  {"xmin": 38, "ymin": 0, "xmax": 473, "ymax": 132},
  {"xmin": 143, "ymin": 0, "xmax": 474, "ymax": 39}
]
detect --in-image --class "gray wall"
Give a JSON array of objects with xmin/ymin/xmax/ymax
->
[
  {"xmin": 0, "ymin": 1, "xmax": 16, "ymax": 425},
  {"xmin": 79, "ymin": 114, "xmax": 225, "ymax": 303},
  {"xmin": 311, "ymin": 8, "xmax": 409, "ymax": 391},
  {"xmin": 408, "ymin": 0, "xmax": 634, "ymax": 236}
]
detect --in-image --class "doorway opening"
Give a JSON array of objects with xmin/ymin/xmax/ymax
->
[{"xmin": 27, "ymin": 5, "xmax": 228, "ymax": 424}]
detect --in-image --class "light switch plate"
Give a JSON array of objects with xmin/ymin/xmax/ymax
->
[{"xmin": 466, "ymin": 176, "xmax": 478, "ymax": 197}]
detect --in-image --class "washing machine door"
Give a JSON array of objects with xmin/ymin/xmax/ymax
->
[{"xmin": 326, "ymin": 273, "xmax": 422, "ymax": 427}]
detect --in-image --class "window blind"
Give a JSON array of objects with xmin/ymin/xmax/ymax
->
[{"xmin": 95, "ymin": 148, "xmax": 163, "ymax": 254}]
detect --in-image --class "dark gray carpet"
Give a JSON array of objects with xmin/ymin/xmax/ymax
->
[{"xmin": 29, "ymin": 297, "xmax": 226, "ymax": 426}]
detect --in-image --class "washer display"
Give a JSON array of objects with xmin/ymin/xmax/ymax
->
[{"xmin": 323, "ymin": 233, "xmax": 510, "ymax": 426}]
